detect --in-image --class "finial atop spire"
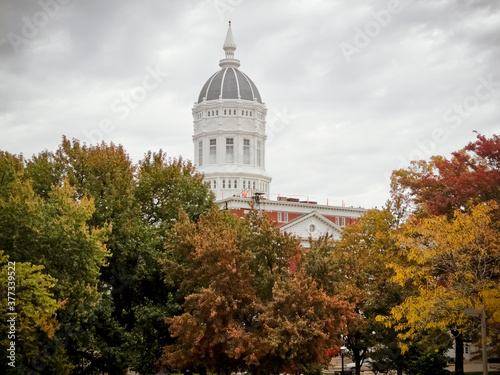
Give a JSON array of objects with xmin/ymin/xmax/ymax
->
[{"xmin": 220, "ymin": 21, "xmax": 240, "ymax": 68}]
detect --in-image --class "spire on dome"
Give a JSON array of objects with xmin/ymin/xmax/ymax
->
[
  {"xmin": 223, "ymin": 21, "xmax": 236, "ymax": 53},
  {"xmin": 219, "ymin": 21, "xmax": 240, "ymax": 69}
]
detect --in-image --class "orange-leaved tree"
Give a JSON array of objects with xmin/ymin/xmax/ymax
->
[{"xmin": 161, "ymin": 208, "xmax": 352, "ymax": 375}]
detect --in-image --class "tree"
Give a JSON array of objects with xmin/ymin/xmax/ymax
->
[
  {"xmin": 47, "ymin": 140, "xmax": 214, "ymax": 374},
  {"xmin": 383, "ymin": 201, "xmax": 500, "ymax": 358},
  {"xmin": 320, "ymin": 209, "xmax": 405, "ymax": 375},
  {"xmin": 0, "ymin": 139, "xmax": 216, "ymax": 374},
  {"xmin": 0, "ymin": 150, "xmax": 112, "ymax": 373},
  {"xmin": 258, "ymin": 269, "xmax": 350, "ymax": 375},
  {"xmin": 0, "ymin": 251, "xmax": 72, "ymax": 374},
  {"xmin": 390, "ymin": 133, "xmax": 500, "ymax": 219},
  {"xmin": 162, "ymin": 208, "xmax": 351, "ymax": 375},
  {"xmin": 387, "ymin": 133, "xmax": 500, "ymax": 372},
  {"xmin": 162, "ymin": 209, "xmax": 260, "ymax": 375}
]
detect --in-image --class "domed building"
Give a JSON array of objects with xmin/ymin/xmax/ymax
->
[
  {"xmin": 193, "ymin": 23, "xmax": 366, "ymax": 246},
  {"xmin": 192, "ymin": 21, "xmax": 271, "ymax": 200}
]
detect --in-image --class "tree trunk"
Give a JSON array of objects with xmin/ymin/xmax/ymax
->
[
  {"xmin": 353, "ymin": 348, "xmax": 362, "ymax": 375},
  {"xmin": 452, "ymin": 329, "xmax": 464, "ymax": 375}
]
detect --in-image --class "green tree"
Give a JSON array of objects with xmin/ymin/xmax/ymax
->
[
  {"xmin": 323, "ymin": 209, "xmax": 405, "ymax": 375},
  {"xmin": 0, "ymin": 251, "xmax": 72, "ymax": 374}
]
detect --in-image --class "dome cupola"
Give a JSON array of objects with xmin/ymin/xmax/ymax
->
[{"xmin": 197, "ymin": 21, "xmax": 262, "ymax": 104}]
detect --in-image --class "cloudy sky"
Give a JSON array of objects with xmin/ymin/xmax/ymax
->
[{"xmin": 1, "ymin": 0, "xmax": 499, "ymax": 209}]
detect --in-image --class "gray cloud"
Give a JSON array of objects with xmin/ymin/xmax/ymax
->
[{"xmin": 1, "ymin": 0, "xmax": 499, "ymax": 209}]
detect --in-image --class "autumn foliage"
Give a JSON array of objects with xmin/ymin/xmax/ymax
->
[
  {"xmin": 161, "ymin": 209, "xmax": 352, "ymax": 375},
  {"xmin": 390, "ymin": 134, "xmax": 500, "ymax": 219}
]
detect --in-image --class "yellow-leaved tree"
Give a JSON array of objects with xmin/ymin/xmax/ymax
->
[{"xmin": 381, "ymin": 201, "xmax": 500, "ymax": 354}]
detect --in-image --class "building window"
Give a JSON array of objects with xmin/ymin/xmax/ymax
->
[
  {"xmin": 213, "ymin": 180, "xmax": 217, "ymax": 189},
  {"xmin": 226, "ymin": 138, "xmax": 234, "ymax": 163},
  {"xmin": 243, "ymin": 180, "xmax": 246, "ymax": 189},
  {"xmin": 335, "ymin": 217, "xmax": 339, "ymax": 226},
  {"xmin": 234, "ymin": 179, "xmax": 237, "ymax": 189},
  {"xmin": 222, "ymin": 179, "xmax": 226, "ymax": 189},
  {"xmin": 210, "ymin": 139, "xmax": 216, "ymax": 164},
  {"xmin": 198, "ymin": 140, "xmax": 203, "ymax": 166},
  {"xmin": 243, "ymin": 139, "xmax": 250, "ymax": 164},
  {"xmin": 216, "ymin": 110, "xmax": 218, "ymax": 115},
  {"xmin": 228, "ymin": 179, "xmax": 231, "ymax": 188},
  {"xmin": 253, "ymin": 181, "xmax": 256, "ymax": 190},
  {"xmin": 277, "ymin": 212, "xmax": 288, "ymax": 223},
  {"xmin": 250, "ymin": 111, "xmax": 252, "ymax": 116},
  {"xmin": 256, "ymin": 140, "xmax": 262, "ymax": 167},
  {"xmin": 341, "ymin": 217, "xmax": 346, "ymax": 227},
  {"xmin": 224, "ymin": 109, "xmax": 227, "ymax": 115}
]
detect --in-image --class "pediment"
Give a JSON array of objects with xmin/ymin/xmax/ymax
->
[{"xmin": 281, "ymin": 211, "xmax": 342, "ymax": 241}]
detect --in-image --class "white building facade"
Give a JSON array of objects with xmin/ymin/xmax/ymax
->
[{"xmin": 193, "ymin": 22, "xmax": 271, "ymax": 200}]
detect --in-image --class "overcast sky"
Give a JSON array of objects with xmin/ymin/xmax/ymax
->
[{"xmin": 1, "ymin": 0, "xmax": 499, "ymax": 209}]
